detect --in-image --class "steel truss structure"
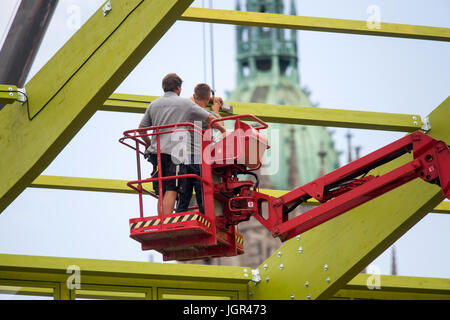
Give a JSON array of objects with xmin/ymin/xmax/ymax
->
[{"xmin": 0, "ymin": 1, "xmax": 449, "ymax": 300}]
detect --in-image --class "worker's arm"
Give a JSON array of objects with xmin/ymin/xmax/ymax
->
[
  {"xmin": 211, "ymin": 97, "xmax": 222, "ymax": 115},
  {"xmin": 211, "ymin": 97, "xmax": 225, "ymax": 127},
  {"xmin": 139, "ymin": 104, "xmax": 153, "ymax": 148},
  {"xmin": 138, "ymin": 124, "xmax": 151, "ymax": 148},
  {"xmin": 210, "ymin": 97, "xmax": 227, "ymax": 138},
  {"xmin": 206, "ymin": 114, "xmax": 227, "ymax": 134}
]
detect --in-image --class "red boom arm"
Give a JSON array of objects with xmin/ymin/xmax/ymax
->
[{"xmin": 248, "ymin": 131, "xmax": 449, "ymax": 241}]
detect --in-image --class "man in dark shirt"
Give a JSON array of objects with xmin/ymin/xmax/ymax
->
[{"xmin": 176, "ymin": 83, "xmax": 224, "ymax": 214}]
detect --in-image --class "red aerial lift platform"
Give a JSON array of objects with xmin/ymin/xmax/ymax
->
[{"xmin": 120, "ymin": 114, "xmax": 449, "ymax": 261}]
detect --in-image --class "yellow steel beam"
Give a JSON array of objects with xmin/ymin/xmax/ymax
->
[
  {"xmin": 0, "ymin": 253, "xmax": 249, "ymax": 300},
  {"xmin": 0, "ymin": 84, "xmax": 19, "ymax": 104},
  {"xmin": 102, "ymin": 93, "xmax": 423, "ymax": 132},
  {"xmin": 31, "ymin": 175, "xmax": 135, "ymax": 194},
  {"xmin": 158, "ymin": 288, "xmax": 236, "ymax": 300},
  {"xmin": 29, "ymin": 175, "xmax": 450, "ymax": 214},
  {"xmin": 0, "ymin": 280, "xmax": 55, "ymax": 298},
  {"xmin": 248, "ymin": 97, "xmax": 450, "ymax": 300},
  {"xmin": 75, "ymin": 289, "xmax": 146, "ymax": 300},
  {"xmin": 180, "ymin": 8, "xmax": 450, "ymax": 42},
  {"xmin": 425, "ymin": 97, "xmax": 450, "ymax": 213},
  {"xmin": 100, "ymin": 93, "xmax": 159, "ymax": 113},
  {"xmin": 432, "ymin": 201, "xmax": 450, "ymax": 214},
  {"xmin": 0, "ymin": 0, "xmax": 194, "ymax": 214},
  {"xmin": 334, "ymin": 274, "xmax": 450, "ymax": 300},
  {"xmin": 1, "ymin": 254, "xmax": 449, "ymax": 300},
  {"xmin": 427, "ymin": 98, "xmax": 450, "ymax": 142}
]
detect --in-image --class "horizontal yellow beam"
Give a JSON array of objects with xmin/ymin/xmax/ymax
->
[
  {"xmin": 180, "ymin": 8, "xmax": 450, "ymax": 42},
  {"xmin": 0, "ymin": 282, "xmax": 148, "ymax": 300},
  {"xmin": 101, "ymin": 93, "xmax": 159, "ymax": 113},
  {"xmin": 31, "ymin": 175, "xmax": 134, "ymax": 194},
  {"xmin": 101, "ymin": 93, "xmax": 423, "ymax": 132},
  {"xmin": 75, "ymin": 289, "xmax": 146, "ymax": 300},
  {"xmin": 0, "ymin": 285, "xmax": 54, "ymax": 297},
  {"xmin": 1, "ymin": 254, "xmax": 449, "ymax": 300},
  {"xmin": 0, "ymin": 253, "xmax": 249, "ymax": 283},
  {"xmin": 0, "ymin": 84, "xmax": 19, "ymax": 105},
  {"xmin": 30, "ymin": 175, "xmax": 449, "ymax": 214},
  {"xmin": 0, "ymin": 253, "xmax": 249, "ymax": 300},
  {"xmin": 335, "ymin": 273, "xmax": 450, "ymax": 300}
]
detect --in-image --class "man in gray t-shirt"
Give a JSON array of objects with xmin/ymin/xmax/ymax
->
[
  {"xmin": 139, "ymin": 73, "xmax": 226, "ymax": 215},
  {"xmin": 140, "ymin": 91, "xmax": 210, "ymax": 163}
]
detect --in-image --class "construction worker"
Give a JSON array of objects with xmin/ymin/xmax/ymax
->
[
  {"xmin": 176, "ymin": 83, "xmax": 224, "ymax": 214},
  {"xmin": 139, "ymin": 74, "xmax": 227, "ymax": 215}
]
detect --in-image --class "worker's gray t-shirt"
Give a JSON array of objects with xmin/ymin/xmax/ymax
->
[
  {"xmin": 140, "ymin": 91, "xmax": 210, "ymax": 163},
  {"xmin": 185, "ymin": 109, "xmax": 219, "ymax": 164},
  {"xmin": 202, "ymin": 110, "xmax": 219, "ymax": 130}
]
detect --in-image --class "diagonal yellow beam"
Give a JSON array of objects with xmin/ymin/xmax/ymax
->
[
  {"xmin": 0, "ymin": 0, "xmax": 194, "ymax": 214},
  {"xmin": 248, "ymin": 97, "xmax": 449, "ymax": 300},
  {"xmin": 180, "ymin": 8, "xmax": 450, "ymax": 42},
  {"xmin": 101, "ymin": 93, "xmax": 423, "ymax": 132},
  {"xmin": 433, "ymin": 201, "xmax": 450, "ymax": 214}
]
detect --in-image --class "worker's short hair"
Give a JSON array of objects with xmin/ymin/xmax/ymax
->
[
  {"xmin": 162, "ymin": 73, "xmax": 183, "ymax": 92},
  {"xmin": 194, "ymin": 83, "xmax": 212, "ymax": 101}
]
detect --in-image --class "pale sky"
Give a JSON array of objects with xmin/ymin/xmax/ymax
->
[{"xmin": 0, "ymin": 0, "xmax": 449, "ymax": 286}]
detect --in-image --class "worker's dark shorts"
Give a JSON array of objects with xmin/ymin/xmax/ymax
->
[{"xmin": 145, "ymin": 153, "xmax": 180, "ymax": 196}]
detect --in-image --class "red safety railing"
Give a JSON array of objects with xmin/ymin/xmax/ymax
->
[
  {"xmin": 120, "ymin": 122, "xmax": 205, "ymax": 218},
  {"xmin": 120, "ymin": 115, "xmax": 269, "ymax": 220}
]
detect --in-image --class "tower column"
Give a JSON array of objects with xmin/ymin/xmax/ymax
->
[
  {"xmin": 249, "ymin": 56, "xmax": 257, "ymax": 79},
  {"xmin": 290, "ymin": 57, "xmax": 299, "ymax": 83},
  {"xmin": 271, "ymin": 28, "xmax": 280, "ymax": 86}
]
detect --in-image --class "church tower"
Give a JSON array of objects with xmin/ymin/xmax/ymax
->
[
  {"xmin": 228, "ymin": 0, "xmax": 340, "ymax": 193},
  {"xmin": 235, "ymin": 0, "xmax": 300, "ymax": 91},
  {"xmin": 187, "ymin": 0, "xmax": 341, "ymax": 268}
]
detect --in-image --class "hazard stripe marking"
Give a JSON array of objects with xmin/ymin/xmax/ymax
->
[{"xmin": 130, "ymin": 214, "xmax": 211, "ymax": 230}]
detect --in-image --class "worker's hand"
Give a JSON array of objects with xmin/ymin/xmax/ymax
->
[
  {"xmin": 211, "ymin": 97, "xmax": 223, "ymax": 114},
  {"xmin": 222, "ymin": 130, "xmax": 231, "ymax": 139}
]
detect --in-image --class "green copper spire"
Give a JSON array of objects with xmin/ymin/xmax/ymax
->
[
  {"xmin": 229, "ymin": 0, "xmax": 340, "ymax": 190},
  {"xmin": 236, "ymin": 0, "xmax": 299, "ymax": 86},
  {"xmin": 289, "ymin": 0, "xmax": 297, "ymax": 15}
]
